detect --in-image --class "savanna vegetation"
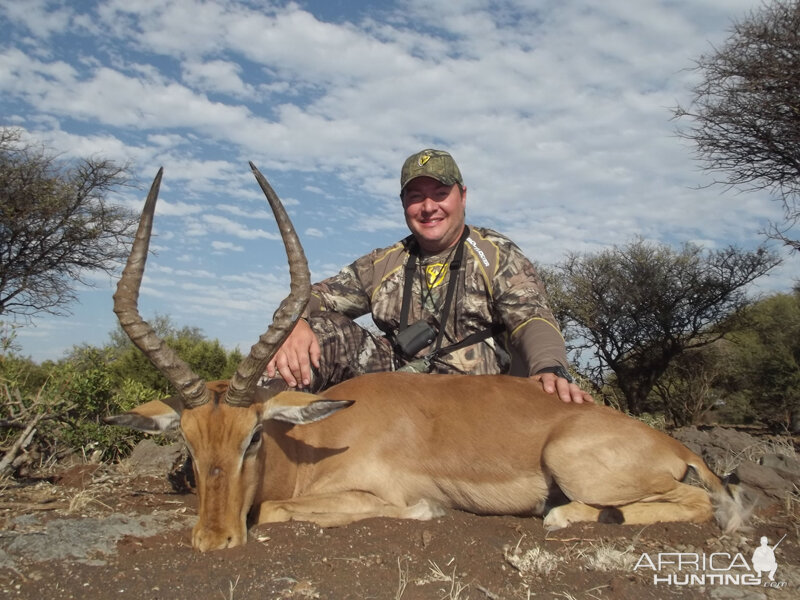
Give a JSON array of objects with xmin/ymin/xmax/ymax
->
[
  {"xmin": 0, "ymin": 317, "xmax": 242, "ymax": 477},
  {"xmin": 0, "ymin": 128, "xmax": 136, "ymax": 318},
  {"xmin": 675, "ymin": 0, "xmax": 800, "ymax": 252},
  {"xmin": 539, "ymin": 243, "xmax": 797, "ymax": 430},
  {"xmin": 541, "ymin": 237, "xmax": 781, "ymax": 416}
]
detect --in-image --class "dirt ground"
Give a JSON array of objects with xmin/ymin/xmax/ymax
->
[{"xmin": 1, "ymin": 454, "xmax": 798, "ymax": 600}]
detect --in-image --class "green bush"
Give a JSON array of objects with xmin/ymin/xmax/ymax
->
[
  {"xmin": 1, "ymin": 318, "xmax": 243, "ymax": 474},
  {"xmin": 51, "ymin": 347, "xmax": 141, "ymax": 461}
]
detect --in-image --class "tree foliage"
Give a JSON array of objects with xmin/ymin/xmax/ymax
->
[
  {"xmin": 545, "ymin": 237, "xmax": 781, "ymax": 415},
  {"xmin": 0, "ymin": 128, "xmax": 136, "ymax": 317},
  {"xmin": 674, "ymin": 0, "xmax": 800, "ymax": 251},
  {"xmin": 651, "ymin": 341, "xmax": 740, "ymax": 427},
  {"xmin": 724, "ymin": 290, "xmax": 800, "ymax": 430},
  {"xmin": 1, "ymin": 317, "xmax": 243, "ymax": 474},
  {"xmin": 106, "ymin": 315, "xmax": 243, "ymax": 395}
]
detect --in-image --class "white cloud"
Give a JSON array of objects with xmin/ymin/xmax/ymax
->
[
  {"xmin": 211, "ymin": 240, "xmax": 244, "ymax": 252},
  {"xmin": 181, "ymin": 59, "xmax": 256, "ymax": 99},
  {"xmin": 152, "ymin": 198, "xmax": 206, "ymax": 218},
  {"xmin": 202, "ymin": 214, "xmax": 281, "ymax": 240},
  {"xmin": 217, "ymin": 204, "xmax": 274, "ymax": 219},
  {"xmin": 0, "ymin": 0, "xmax": 75, "ymax": 40}
]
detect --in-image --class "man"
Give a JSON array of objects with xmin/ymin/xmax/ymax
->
[
  {"xmin": 265, "ymin": 149, "xmax": 592, "ymax": 403},
  {"xmin": 752, "ymin": 536, "xmax": 780, "ymax": 582}
]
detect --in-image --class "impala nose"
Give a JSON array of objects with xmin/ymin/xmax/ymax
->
[{"xmin": 192, "ymin": 525, "xmax": 244, "ymax": 552}]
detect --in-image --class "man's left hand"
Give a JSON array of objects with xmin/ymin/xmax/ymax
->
[{"xmin": 531, "ymin": 372, "xmax": 594, "ymax": 404}]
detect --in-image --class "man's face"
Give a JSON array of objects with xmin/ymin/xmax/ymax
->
[{"xmin": 401, "ymin": 176, "xmax": 466, "ymax": 254}]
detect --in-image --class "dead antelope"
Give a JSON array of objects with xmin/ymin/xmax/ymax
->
[{"xmin": 106, "ymin": 165, "xmax": 747, "ymax": 552}]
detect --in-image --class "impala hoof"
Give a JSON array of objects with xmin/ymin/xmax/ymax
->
[
  {"xmin": 405, "ymin": 498, "xmax": 445, "ymax": 520},
  {"xmin": 542, "ymin": 507, "xmax": 570, "ymax": 530}
]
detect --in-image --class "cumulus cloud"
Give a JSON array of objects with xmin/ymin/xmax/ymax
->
[
  {"xmin": 181, "ymin": 59, "xmax": 256, "ymax": 99},
  {"xmin": 212, "ymin": 240, "xmax": 245, "ymax": 252},
  {"xmin": 202, "ymin": 214, "xmax": 281, "ymax": 240}
]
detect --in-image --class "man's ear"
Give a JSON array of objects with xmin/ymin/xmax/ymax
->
[{"xmin": 264, "ymin": 391, "xmax": 354, "ymax": 425}]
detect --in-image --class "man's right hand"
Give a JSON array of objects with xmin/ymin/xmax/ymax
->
[{"xmin": 265, "ymin": 319, "xmax": 321, "ymax": 388}]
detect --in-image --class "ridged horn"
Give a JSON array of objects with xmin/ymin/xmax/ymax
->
[
  {"xmin": 113, "ymin": 168, "xmax": 210, "ymax": 409},
  {"xmin": 225, "ymin": 163, "xmax": 310, "ymax": 407}
]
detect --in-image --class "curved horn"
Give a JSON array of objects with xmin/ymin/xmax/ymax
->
[
  {"xmin": 113, "ymin": 168, "xmax": 210, "ymax": 408},
  {"xmin": 225, "ymin": 163, "xmax": 310, "ymax": 407}
]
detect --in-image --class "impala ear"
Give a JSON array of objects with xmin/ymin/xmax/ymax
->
[
  {"xmin": 264, "ymin": 391, "xmax": 354, "ymax": 425},
  {"xmin": 103, "ymin": 395, "xmax": 184, "ymax": 433}
]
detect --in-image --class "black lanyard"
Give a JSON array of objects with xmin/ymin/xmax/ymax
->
[{"xmin": 398, "ymin": 226, "xmax": 469, "ymax": 355}]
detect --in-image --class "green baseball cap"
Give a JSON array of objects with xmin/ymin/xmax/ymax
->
[{"xmin": 400, "ymin": 149, "xmax": 463, "ymax": 193}]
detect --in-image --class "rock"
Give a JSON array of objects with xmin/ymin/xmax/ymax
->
[
  {"xmin": 671, "ymin": 427, "xmax": 796, "ymax": 514},
  {"xmin": 733, "ymin": 460, "xmax": 795, "ymax": 500},
  {"xmin": 126, "ymin": 440, "xmax": 183, "ymax": 474},
  {"xmin": 759, "ymin": 453, "xmax": 800, "ymax": 484},
  {"xmin": 671, "ymin": 427, "xmax": 763, "ymax": 471},
  {"xmin": 709, "ymin": 586, "xmax": 767, "ymax": 599}
]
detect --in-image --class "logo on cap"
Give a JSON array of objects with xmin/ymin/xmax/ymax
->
[{"xmin": 418, "ymin": 155, "xmax": 431, "ymax": 167}]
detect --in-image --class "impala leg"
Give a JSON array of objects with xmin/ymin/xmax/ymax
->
[
  {"xmin": 543, "ymin": 501, "xmax": 604, "ymax": 530},
  {"xmin": 543, "ymin": 483, "xmax": 714, "ymax": 529},
  {"xmin": 611, "ymin": 483, "xmax": 714, "ymax": 525},
  {"xmin": 257, "ymin": 492, "xmax": 444, "ymax": 527}
]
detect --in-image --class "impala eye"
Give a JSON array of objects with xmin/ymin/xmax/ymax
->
[{"xmin": 246, "ymin": 427, "xmax": 263, "ymax": 453}]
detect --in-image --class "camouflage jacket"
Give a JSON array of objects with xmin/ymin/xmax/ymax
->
[{"xmin": 304, "ymin": 225, "xmax": 568, "ymax": 375}]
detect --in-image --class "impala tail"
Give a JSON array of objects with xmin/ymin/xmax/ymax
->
[{"xmin": 687, "ymin": 458, "xmax": 751, "ymax": 533}]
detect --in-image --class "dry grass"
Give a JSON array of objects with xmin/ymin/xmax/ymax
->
[
  {"xmin": 395, "ymin": 557, "xmax": 408, "ymax": 599},
  {"xmin": 413, "ymin": 560, "xmax": 469, "ymax": 599},
  {"xmin": 714, "ymin": 435, "xmax": 796, "ymax": 474},
  {"xmin": 66, "ymin": 487, "xmax": 112, "ymax": 514},
  {"xmin": 506, "ymin": 535, "xmax": 641, "ymax": 579},
  {"xmin": 552, "ymin": 589, "xmax": 607, "ymax": 600},
  {"xmin": 220, "ymin": 575, "xmax": 240, "ymax": 600},
  {"xmin": 785, "ymin": 484, "xmax": 800, "ymax": 540},
  {"xmin": 575, "ymin": 540, "xmax": 637, "ymax": 572},
  {"xmin": 504, "ymin": 538, "xmax": 561, "ymax": 577}
]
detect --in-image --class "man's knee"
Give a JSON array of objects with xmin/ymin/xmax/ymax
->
[{"xmin": 304, "ymin": 313, "xmax": 394, "ymax": 388}]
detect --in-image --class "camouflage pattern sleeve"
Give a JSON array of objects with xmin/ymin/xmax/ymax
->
[
  {"xmin": 304, "ymin": 262, "xmax": 371, "ymax": 319},
  {"xmin": 488, "ymin": 233, "xmax": 569, "ymax": 375},
  {"xmin": 301, "ymin": 245, "xmax": 400, "ymax": 320}
]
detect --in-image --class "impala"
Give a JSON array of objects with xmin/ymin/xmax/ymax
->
[{"xmin": 106, "ymin": 165, "xmax": 747, "ymax": 552}]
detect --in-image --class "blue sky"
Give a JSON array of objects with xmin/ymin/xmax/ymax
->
[{"xmin": 2, "ymin": 0, "xmax": 798, "ymax": 362}]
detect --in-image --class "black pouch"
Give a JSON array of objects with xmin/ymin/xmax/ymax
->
[{"xmin": 394, "ymin": 320, "xmax": 437, "ymax": 358}]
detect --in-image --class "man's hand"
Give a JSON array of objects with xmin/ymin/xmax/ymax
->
[
  {"xmin": 531, "ymin": 372, "xmax": 594, "ymax": 404},
  {"xmin": 265, "ymin": 319, "xmax": 321, "ymax": 388}
]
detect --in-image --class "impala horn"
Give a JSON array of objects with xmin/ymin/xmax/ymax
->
[
  {"xmin": 113, "ymin": 168, "xmax": 210, "ymax": 408},
  {"xmin": 225, "ymin": 162, "xmax": 310, "ymax": 407}
]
